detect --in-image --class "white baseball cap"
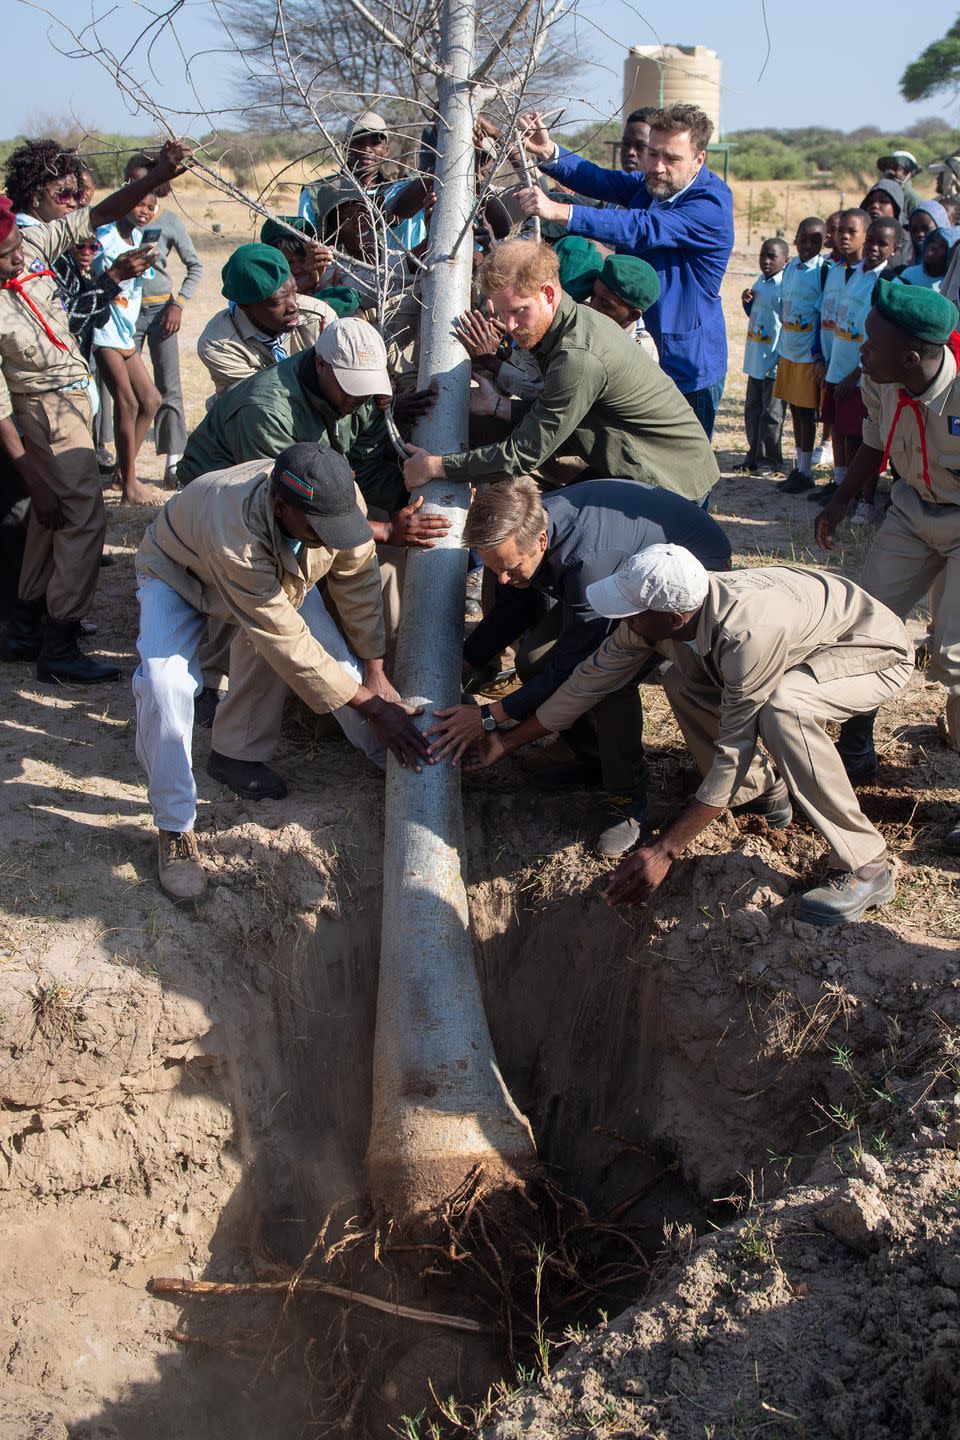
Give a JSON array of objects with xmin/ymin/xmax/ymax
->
[
  {"xmin": 929, "ymin": 155, "xmax": 960, "ymax": 175},
  {"xmin": 315, "ymin": 317, "xmax": 392, "ymax": 397},
  {"xmin": 350, "ymin": 110, "xmax": 389, "ymax": 140},
  {"xmin": 878, "ymin": 149, "xmax": 919, "ymax": 173},
  {"xmin": 586, "ymin": 544, "xmax": 710, "ymax": 618}
]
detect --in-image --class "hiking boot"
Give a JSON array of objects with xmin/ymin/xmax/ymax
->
[
  {"xmin": 733, "ymin": 778, "xmax": 793, "ymax": 828},
  {"xmin": 36, "ymin": 619, "xmax": 120, "ymax": 683},
  {"xmin": 207, "ymin": 749, "xmax": 288, "ymax": 800},
  {"xmin": 595, "ymin": 796, "xmax": 649, "ymax": 858},
  {"xmin": 805, "ymin": 481, "xmax": 839, "ymax": 503},
  {"xmin": 158, "ymin": 829, "xmax": 207, "ymax": 902},
  {"xmin": 943, "ymin": 817, "xmax": 960, "ymax": 855},
  {"xmin": 778, "ymin": 468, "xmax": 814, "ymax": 494},
  {"xmin": 795, "ymin": 865, "xmax": 895, "ymax": 927},
  {"xmin": 0, "ymin": 600, "xmax": 44, "ymax": 661},
  {"xmin": 836, "ymin": 711, "xmax": 879, "ymax": 783},
  {"xmin": 194, "ymin": 686, "xmax": 221, "ymax": 729}
]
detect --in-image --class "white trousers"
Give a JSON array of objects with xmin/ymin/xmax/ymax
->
[{"xmin": 133, "ymin": 575, "xmax": 385, "ymax": 832}]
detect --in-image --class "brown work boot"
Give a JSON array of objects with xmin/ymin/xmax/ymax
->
[{"xmin": 158, "ymin": 829, "xmax": 207, "ymax": 902}]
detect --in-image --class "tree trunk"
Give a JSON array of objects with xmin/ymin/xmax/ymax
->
[{"xmin": 365, "ymin": 0, "xmax": 536, "ymax": 1224}]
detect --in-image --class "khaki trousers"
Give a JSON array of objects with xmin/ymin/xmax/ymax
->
[
  {"xmin": 211, "ymin": 546, "xmax": 404, "ymax": 764},
  {"xmin": 663, "ymin": 652, "xmax": 913, "ymax": 872},
  {"xmin": 15, "ymin": 389, "xmax": 105, "ymax": 621},
  {"xmin": 860, "ymin": 480, "xmax": 960, "ymax": 744}
]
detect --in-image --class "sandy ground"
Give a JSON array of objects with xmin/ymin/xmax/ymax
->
[{"xmin": 0, "ymin": 179, "xmax": 959, "ymax": 1438}]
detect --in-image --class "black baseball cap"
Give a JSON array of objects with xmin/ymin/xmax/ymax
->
[{"xmin": 271, "ymin": 443, "xmax": 370, "ymax": 549}]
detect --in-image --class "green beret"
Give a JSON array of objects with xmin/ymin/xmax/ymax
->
[
  {"xmin": 555, "ymin": 234, "xmax": 602, "ymax": 302},
  {"xmin": 260, "ymin": 214, "xmax": 317, "ymax": 247},
  {"xmin": 872, "ymin": 276, "xmax": 959, "ymax": 344},
  {"xmin": 221, "ymin": 243, "xmax": 291, "ymax": 304},
  {"xmin": 314, "ymin": 284, "xmax": 362, "ymax": 318},
  {"xmin": 600, "ymin": 254, "xmax": 660, "ymax": 313}
]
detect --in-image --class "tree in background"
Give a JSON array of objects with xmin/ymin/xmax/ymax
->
[{"xmin": 901, "ymin": 17, "xmax": 960, "ymax": 104}]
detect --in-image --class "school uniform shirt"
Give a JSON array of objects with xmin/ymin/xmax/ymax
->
[
  {"xmin": 895, "ymin": 264, "xmax": 943, "ymax": 291},
  {"xmin": 91, "ymin": 224, "xmax": 145, "ymax": 350},
  {"xmin": 136, "ymin": 459, "xmax": 385, "ymax": 713},
  {"xmin": 819, "ymin": 261, "xmax": 849, "ymax": 366},
  {"xmin": 743, "ymin": 271, "xmax": 783, "ymax": 380},
  {"xmin": 826, "ymin": 262, "xmax": 887, "ymax": 385},
  {"xmin": 535, "ymin": 567, "xmax": 911, "ymax": 809},
  {"xmin": 0, "ymin": 206, "xmax": 96, "ymax": 419},
  {"xmin": 775, "ymin": 254, "xmax": 825, "ymax": 364},
  {"xmin": 861, "ymin": 347, "xmax": 960, "ymax": 507}
]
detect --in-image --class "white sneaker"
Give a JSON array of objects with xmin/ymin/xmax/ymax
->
[
  {"xmin": 850, "ymin": 501, "xmax": 876, "ymax": 526},
  {"xmin": 812, "ymin": 441, "xmax": 833, "ymax": 467}
]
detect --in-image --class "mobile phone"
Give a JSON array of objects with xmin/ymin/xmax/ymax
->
[{"xmin": 141, "ymin": 227, "xmax": 162, "ymax": 246}]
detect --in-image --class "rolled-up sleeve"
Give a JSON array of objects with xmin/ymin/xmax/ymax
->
[
  {"xmin": 694, "ymin": 627, "xmax": 790, "ymax": 808},
  {"xmin": 536, "ymin": 623, "xmax": 654, "ymax": 732}
]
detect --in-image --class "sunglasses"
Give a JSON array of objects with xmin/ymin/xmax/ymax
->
[
  {"xmin": 51, "ymin": 186, "xmax": 80, "ymax": 203},
  {"xmin": 74, "ymin": 239, "xmax": 102, "ymax": 253}
]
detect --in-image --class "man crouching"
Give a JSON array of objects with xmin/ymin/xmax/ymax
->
[{"xmin": 133, "ymin": 442, "xmax": 429, "ymax": 901}]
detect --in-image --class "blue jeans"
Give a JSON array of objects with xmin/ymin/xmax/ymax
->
[{"xmin": 685, "ymin": 378, "xmax": 725, "ymax": 442}]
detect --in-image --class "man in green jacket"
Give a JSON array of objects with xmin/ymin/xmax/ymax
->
[{"xmin": 403, "ymin": 238, "xmax": 719, "ymax": 503}]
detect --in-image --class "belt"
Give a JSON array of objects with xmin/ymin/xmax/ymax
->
[{"xmin": 57, "ymin": 376, "xmax": 91, "ymax": 396}]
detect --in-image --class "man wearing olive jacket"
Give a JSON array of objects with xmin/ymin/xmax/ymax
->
[{"xmin": 134, "ymin": 443, "xmax": 429, "ymax": 902}]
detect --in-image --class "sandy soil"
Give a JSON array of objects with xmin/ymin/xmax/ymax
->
[{"xmin": 0, "ymin": 181, "xmax": 958, "ymax": 1439}]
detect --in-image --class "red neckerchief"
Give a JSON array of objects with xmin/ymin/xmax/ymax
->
[
  {"xmin": 1, "ymin": 268, "xmax": 69, "ymax": 352},
  {"xmin": 880, "ymin": 335, "xmax": 960, "ymax": 494}
]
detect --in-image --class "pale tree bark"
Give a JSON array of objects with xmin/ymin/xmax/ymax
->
[{"xmin": 364, "ymin": 0, "xmax": 536, "ymax": 1224}]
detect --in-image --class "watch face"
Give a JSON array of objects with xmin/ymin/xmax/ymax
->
[{"xmin": 482, "ymin": 713, "xmax": 497, "ymax": 731}]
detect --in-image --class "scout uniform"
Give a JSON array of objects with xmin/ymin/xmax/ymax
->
[
  {"xmin": 0, "ymin": 204, "xmax": 107, "ymax": 630},
  {"xmin": 535, "ymin": 564, "xmax": 913, "ymax": 880},
  {"xmin": 856, "ymin": 281, "xmax": 960, "ymax": 747},
  {"xmin": 134, "ymin": 453, "xmax": 387, "ymax": 842},
  {"xmin": 196, "ymin": 243, "xmax": 336, "ymax": 402},
  {"xmin": 442, "ymin": 292, "xmax": 719, "ymax": 503}
]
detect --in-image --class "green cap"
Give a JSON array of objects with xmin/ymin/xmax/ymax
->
[
  {"xmin": 600, "ymin": 253, "xmax": 660, "ymax": 313},
  {"xmin": 314, "ymin": 284, "xmax": 362, "ymax": 318},
  {"xmin": 555, "ymin": 234, "xmax": 602, "ymax": 302},
  {"xmin": 221, "ymin": 243, "xmax": 291, "ymax": 304},
  {"xmin": 872, "ymin": 276, "xmax": 959, "ymax": 343},
  {"xmin": 260, "ymin": 214, "xmax": 316, "ymax": 247}
]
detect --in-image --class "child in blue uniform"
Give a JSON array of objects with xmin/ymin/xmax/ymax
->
[{"xmin": 741, "ymin": 236, "xmax": 787, "ymax": 472}]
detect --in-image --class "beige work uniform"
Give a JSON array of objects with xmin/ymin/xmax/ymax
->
[
  {"xmin": 537, "ymin": 566, "xmax": 913, "ymax": 872},
  {"xmin": 0, "ymin": 207, "xmax": 104, "ymax": 620},
  {"xmin": 859, "ymin": 352, "xmax": 960, "ymax": 743},
  {"xmin": 136, "ymin": 459, "xmax": 386, "ymax": 706},
  {"xmin": 196, "ymin": 294, "xmax": 335, "ymax": 402}
]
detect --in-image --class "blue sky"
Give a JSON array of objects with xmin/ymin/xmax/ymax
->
[{"xmin": 2, "ymin": 0, "xmax": 954, "ymax": 139}]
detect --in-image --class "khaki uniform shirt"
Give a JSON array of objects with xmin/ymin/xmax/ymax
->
[
  {"xmin": 862, "ymin": 350, "xmax": 960, "ymax": 507},
  {"xmin": 443, "ymin": 293, "xmax": 717, "ymax": 502},
  {"xmin": 197, "ymin": 294, "xmax": 336, "ymax": 400},
  {"xmin": 136, "ymin": 459, "xmax": 385, "ymax": 713},
  {"xmin": 0, "ymin": 207, "xmax": 96, "ymax": 419},
  {"xmin": 536, "ymin": 566, "xmax": 911, "ymax": 809}
]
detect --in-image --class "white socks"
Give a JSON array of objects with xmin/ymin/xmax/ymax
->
[{"xmin": 797, "ymin": 450, "xmax": 813, "ymax": 476}]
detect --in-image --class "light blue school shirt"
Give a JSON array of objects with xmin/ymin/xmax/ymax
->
[
  {"xmin": 743, "ymin": 270, "xmax": 783, "ymax": 380},
  {"xmin": 819, "ymin": 261, "xmax": 849, "ymax": 365},
  {"xmin": 91, "ymin": 223, "xmax": 145, "ymax": 350},
  {"xmin": 825, "ymin": 262, "xmax": 886, "ymax": 384},
  {"xmin": 775, "ymin": 254, "xmax": 825, "ymax": 363},
  {"xmin": 896, "ymin": 264, "xmax": 943, "ymax": 291}
]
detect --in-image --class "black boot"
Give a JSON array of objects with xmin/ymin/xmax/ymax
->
[
  {"xmin": 0, "ymin": 599, "xmax": 44, "ymax": 661},
  {"xmin": 36, "ymin": 618, "xmax": 120, "ymax": 684},
  {"xmin": 836, "ymin": 710, "xmax": 879, "ymax": 783}
]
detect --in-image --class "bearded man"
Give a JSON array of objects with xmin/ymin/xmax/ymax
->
[{"xmin": 403, "ymin": 238, "xmax": 718, "ymax": 504}]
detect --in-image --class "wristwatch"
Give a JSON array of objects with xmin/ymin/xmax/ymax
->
[{"xmin": 480, "ymin": 704, "xmax": 498, "ymax": 732}]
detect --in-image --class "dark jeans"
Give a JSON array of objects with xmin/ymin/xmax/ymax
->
[
  {"xmin": 744, "ymin": 375, "xmax": 785, "ymax": 466},
  {"xmin": 516, "ymin": 605, "xmax": 647, "ymax": 798},
  {"xmin": 685, "ymin": 377, "xmax": 725, "ymax": 442},
  {"xmin": 0, "ymin": 449, "xmax": 29, "ymax": 620}
]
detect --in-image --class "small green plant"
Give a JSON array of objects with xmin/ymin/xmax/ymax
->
[{"xmin": 737, "ymin": 1216, "xmax": 775, "ymax": 1268}]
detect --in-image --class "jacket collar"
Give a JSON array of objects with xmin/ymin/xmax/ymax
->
[
  {"xmin": 532, "ymin": 291, "xmax": 579, "ymax": 367},
  {"xmin": 911, "ymin": 347, "xmax": 958, "ymax": 417},
  {"xmin": 247, "ymin": 472, "xmax": 308, "ymax": 579}
]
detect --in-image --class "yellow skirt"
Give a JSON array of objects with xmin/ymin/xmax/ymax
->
[{"xmin": 773, "ymin": 357, "xmax": 819, "ymax": 409}]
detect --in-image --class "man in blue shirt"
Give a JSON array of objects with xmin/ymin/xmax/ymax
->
[{"xmin": 515, "ymin": 103, "xmax": 735, "ymax": 439}]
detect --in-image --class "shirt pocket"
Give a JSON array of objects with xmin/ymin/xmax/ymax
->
[
  {"xmin": 658, "ymin": 324, "xmax": 706, "ymax": 388},
  {"xmin": 937, "ymin": 450, "xmax": 960, "ymax": 480}
]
